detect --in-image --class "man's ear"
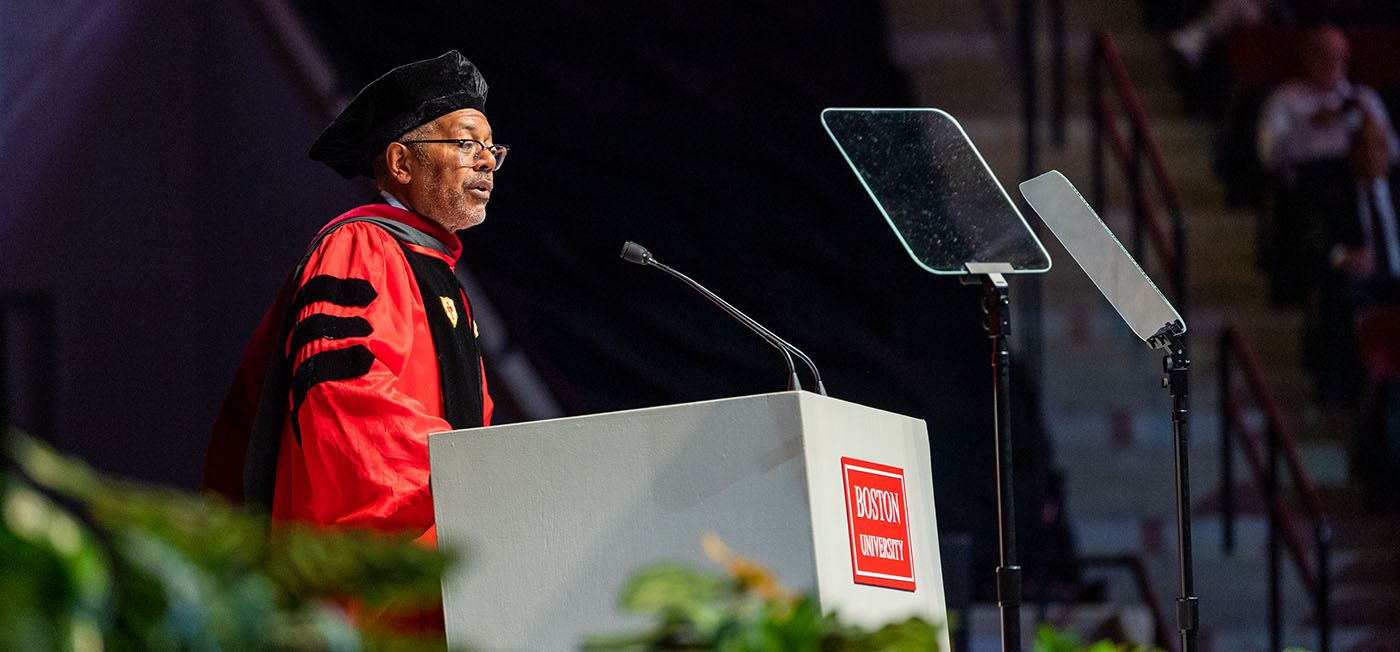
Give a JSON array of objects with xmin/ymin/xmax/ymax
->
[{"xmin": 384, "ymin": 143, "xmax": 415, "ymax": 184}]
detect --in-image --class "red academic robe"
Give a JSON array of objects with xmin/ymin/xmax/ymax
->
[{"xmin": 204, "ymin": 204, "xmax": 493, "ymax": 544}]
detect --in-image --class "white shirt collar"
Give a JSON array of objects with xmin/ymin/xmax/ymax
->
[{"xmin": 380, "ymin": 191, "xmax": 409, "ymax": 211}]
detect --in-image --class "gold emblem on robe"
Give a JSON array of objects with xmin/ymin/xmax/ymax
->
[{"xmin": 440, "ymin": 296, "xmax": 459, "ymax": 327}]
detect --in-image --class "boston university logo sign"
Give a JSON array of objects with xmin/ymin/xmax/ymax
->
[{"xmin": 841, "ymin": 457, "xmax": 915, "ymax": 591}]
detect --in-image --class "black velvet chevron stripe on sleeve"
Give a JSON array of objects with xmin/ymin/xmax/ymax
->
[
  {"xmin": 289, "ymin": 345, "xmax": 375, "ymax": 444},
  {"xmin": 289, "ymin": 275, "xmax": 377, "ymax": 316},
  {"xmin": 288, "ymin": 314, "xmax": 373, "ymax": 356}
]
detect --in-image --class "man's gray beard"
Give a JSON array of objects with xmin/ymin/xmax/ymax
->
[
  {"xmin": 424, "ymin": 188, "xmax": 486, "ymax": 232},
  {"xmin": 444, "ymin": 205, "xmax": 485, "ymax": 232}
]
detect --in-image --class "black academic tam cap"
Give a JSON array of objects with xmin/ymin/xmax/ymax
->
[{"xmin": 310, "ymin": 50, "xmax": 489, "ymax": 179}]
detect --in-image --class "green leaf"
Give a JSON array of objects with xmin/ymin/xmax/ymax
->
[
  {"xmin": 1, "ymin": 474, "xmax": 113, "ymax": 652},
  {"xmin": 587, "ymin": 558, "xmax": 944, "ymax": 652},
  {"xmin": 3, "ymin": 430, "xmax": 462, "ymax": 652},
  {"xmin": 1033, "ymin": 624, "xmax": 1082, "ymax": 652}
]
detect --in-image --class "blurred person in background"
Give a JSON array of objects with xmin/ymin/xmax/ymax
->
[
  {"xmin": 1254, "ymin": 24, "xmax": 1397, "ymax": 304},
  {"xmin": 1302, "ymin": 116, "xmax": 1400, "ymax": 406},
  {"xmin": 1257, "ymin": 23, "xmax": 1396, "ymax": 176},
  {"xmin": 1170, "ymin": 0, "xmax": 1273, "ymax": 68}
]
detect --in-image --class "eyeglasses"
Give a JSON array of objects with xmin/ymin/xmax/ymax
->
[{"xmin": 399, "ymin": 138, "xmax": 510, "ymax": 170}]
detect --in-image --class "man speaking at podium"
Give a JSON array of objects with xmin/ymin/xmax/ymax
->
[{"xmin": 203, "ymin": 51, "xmax": 499, "ymax": 545}]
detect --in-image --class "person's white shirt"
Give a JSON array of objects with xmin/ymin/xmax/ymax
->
[
  {"xmin": 1257, "ymin": 80, "xmax": 1398, "ymax": 172},
  {"xmin": 1358, "ymin": 177, "xmax": 1400, "ymax": 278}
]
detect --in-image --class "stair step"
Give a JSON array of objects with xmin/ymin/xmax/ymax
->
[
  {"xmin": 1334, "ymin": 547, "xmax": 1400, "ymax": 583},
  {"xmin": 964, "ymin": 602, "xmax": 1160, "ymax": 652},
  {"xmin": 885, "ymin": 0, "xmax": 1398, "ymax": 646},
  {"xmin": 1311, "ymin": 588, "xmax": 1400, "ymax": 626},
  {"xmin": 1195, "ymin": 481, "xmax": 1363, "ymax": 517},
  {"xmin": 1342, "ymin": 627, "xmax": 1400, "ymax": 652},
  {"xmin": 1331, "ymin": 515, "xmax": 1400, "ymax": 549}
]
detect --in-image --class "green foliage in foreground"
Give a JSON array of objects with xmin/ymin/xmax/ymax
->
[
  {"xmin": 581, "ymin": 562, "xmax": 943, "ymax": 652},
  {"xmin": 1031, "ymin": 625, "xmax": 1164, "ymax": 652},
  {"xmin": 583, "ymin": 535, "xmax": 1170, "ymax": 652},
  {"xmin": 0, "ymin": 429, "xmax": 455, "ymax": 652},
  {"xmin": 1, "ymin": 427, "xmax": 1203, "ymax": 652}
]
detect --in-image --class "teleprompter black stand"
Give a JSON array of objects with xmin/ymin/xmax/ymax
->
[
  {"xmin": 821, "ymin": 108, "xmax": 1053, "ymax": 652},
  {"xmin": 1023, "ymin": 171, "xmax": 1198, "ymax": 652},
  {"xmin": 1149, "ymin": 323, "xmax": 1198, "ymax": 652},
  {"xmin": 964, "ymin": 263, "xmax": 1023, "ymax": 652}
]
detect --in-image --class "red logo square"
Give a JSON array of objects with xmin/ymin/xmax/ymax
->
[{"xmin": 841, "ymin": 457, "xmax": 915, "ymax": 591}]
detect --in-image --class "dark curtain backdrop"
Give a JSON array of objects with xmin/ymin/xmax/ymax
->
[
  {"xmin": 294, "ymin": 0, "xmax": 994, "ymax": 441},
  {"xmin": 1, "ymin": 0, "xmax": 1069, "ymax": 599},
  {"xmin": 289, "ymin": 1, "xmax": 1042, "ymax": 590}
]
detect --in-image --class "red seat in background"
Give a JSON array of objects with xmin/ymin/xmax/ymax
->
[{"xmin": 1357, "ymin": 305, "xmax": 1400, "ymax": 390}]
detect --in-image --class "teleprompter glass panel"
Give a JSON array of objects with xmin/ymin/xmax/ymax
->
[
  {"xmin": 1019, "ymin": 170, "xmax": 1184, "ymax": 342},
  {"xmin": 821, "ymin": 108, "xmax": 1050, "ymax": 275}
]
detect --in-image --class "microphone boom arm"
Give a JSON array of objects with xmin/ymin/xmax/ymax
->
[
  {"xmin": 649, "ymin": 259, "xmax": 802, "ymax": 392},
  {"xmin": 620, "ymin": 241, "xmax": 826, "ymax": 395}
]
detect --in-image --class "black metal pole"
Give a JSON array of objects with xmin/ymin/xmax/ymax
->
[
  {"xmin": 1090, "ymin": 38, "xmax": 1106, "ymax": 212},
  {"xmin": 1316, "ymin": 523, "xmax": 1331, "ymax": 652},
  {"xmin": 1162, "ymin": 332, "xmax": 1198, "ymax": 652},
  {"xmin": 1020, "ymin": 0, "xmax": 1038, "ymax": 182},
  {"xmin": 1170, "ymin": 204, "xmax": 1188, "ymax": 330},
  {"xmin": 1268, "ymin": 423, "xmax": 1281, "ymax": 652},
  {"xmin": 1015, "ymin": 0, "xmax": 1048, "ymax": 385},
  {"xmin": 1131, "ymin": 130, "xmax": 1146, "ymax": 264},
  {"xmin": 1219, "ymin": 330, "xmax": 1235, "ymax": 553},
  {"xmin": 1049, "ymin": 0, "xmax": 1066, "ymax": 148},
  {"xmin": 984, "ymin": 274, "xmax": 1022, "ymax": 652}
]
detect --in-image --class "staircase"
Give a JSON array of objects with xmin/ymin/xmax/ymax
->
[{"xmin": 880, "ymin": 1, "xmax": 1400, "ymax": 650}]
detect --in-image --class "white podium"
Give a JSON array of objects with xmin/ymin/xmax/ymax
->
[{"xmin": 429, "ymin": 391, "xmax": 948, "ymax": 651}]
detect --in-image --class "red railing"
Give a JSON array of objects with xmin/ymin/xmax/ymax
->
[
  {"xmin": 1089, "ymin": 28, "xmax": 1332, "ymax": 652},
  {"xmin": 1085, "ymin": 31, "xmax": 1187, "ymax": 652},
  {"xmin": 1089, "ymin": 31, "xmax": 1186, "ymax": 311},
  {"xmin": 1218, "ymin": 325, "xmax": 1331, "ymax": 652}
]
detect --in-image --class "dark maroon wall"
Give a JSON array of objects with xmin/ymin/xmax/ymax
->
[{"xmin": 0, "ymin": 0, "xmax": 358, "ymax": 487}]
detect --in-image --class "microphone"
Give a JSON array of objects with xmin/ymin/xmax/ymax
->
[{"xmin": 619, "ymin": 241, "xmax": 826, "ymax": 395}]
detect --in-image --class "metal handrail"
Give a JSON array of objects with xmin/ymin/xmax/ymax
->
[
  {"xmin": 1084, "ymin": 29, "xmax": 1196, "ymax": 651},
  {"xmin": 1218, "ymin": 325, "xmax": 1332, "ymax": 652},
  {"xmin": 1089, "ymin": 31, "xmax": 1187, "ymax": 312},
  {"xmin": 1094, "ymin": 94, "xmax": 1180, "ymax": 272},
  {"xmin": 1087, "ymin": 26, "xmax": 1332, "ymax": 652}
]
